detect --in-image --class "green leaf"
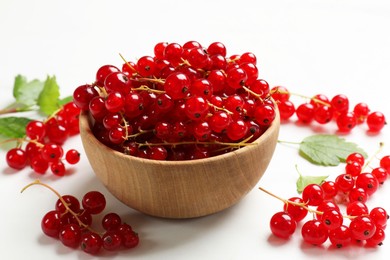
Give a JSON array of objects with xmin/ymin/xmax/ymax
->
[
  {"xmin": 13, "ymin": 75, "xmax": 45, "ymax": 108},
  {"xmin": 58, "ymin": 95, "xmax": 73, "ymax": 106},
  {"xmin": 0, "ymin": 117, "xmax": 31, "ymax": 138},
  {"xmin": 37, "ymin": 76, "xmax": 60, "ymax": 115},
  {"xmin": 299, "ymin": 134, "xmax": 368, "ymax": 166},
  {"xmin": 296, "ymin": 173, "xmax": 329, "ymax": 194}
]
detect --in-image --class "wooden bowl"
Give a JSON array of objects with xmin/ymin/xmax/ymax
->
[{"xmin": 79, "ymin": 110, "xmax": 280, "ymax": 219}]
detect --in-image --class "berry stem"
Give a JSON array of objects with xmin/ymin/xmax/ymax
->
[
  {"xmin": 258, "ymin": 186, "xmax": 360, "ymax": 219},
  {"xmin": 271, "ymin": 89, "xmax": 330, "ymax": 107},
  {"xmin": 277, "ymin": 140, "xmax": 301, "ymax": 145},
  {"xmin": 21, "ymin": 180, "xmax": 96, "ymax": 232},
  {"xmin": 362, "ymin": 142, "xmax": 385, "ymax": 171},
  {"xmin": 119, "ymin": 53, "xmax": 137, "ymax": 73}
]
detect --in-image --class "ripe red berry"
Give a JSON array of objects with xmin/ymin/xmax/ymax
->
[
  {"xmin": 269, "ymin": 211, "xmax": 297, "ymax": 239},
  {"xmin": 6, "ymin": 148, "xmax": 28, "ymax": 170},
  {"xmin": 367, "ymin": 111, "xmax": 386, "ymax": 132},
  {"xmin": 82, "ymin": 191, "xmax": 106, "ymax": 215}
]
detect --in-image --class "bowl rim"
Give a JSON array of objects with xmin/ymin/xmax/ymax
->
[{"xmin": 79, "ymin": 107, "xmax": 280, "ymax": 166}]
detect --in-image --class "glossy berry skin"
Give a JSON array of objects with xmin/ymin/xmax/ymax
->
[
  {"xmin": 164, "ymin": 72, "xmax": 191, "ymax": 100},
  {"xmin": 26, "ymin": 120, "xmax": 46, "ymax": 141},
  {"xmin": 336, "ymin": 112, "xmax": 357, "ymax": 132},
  {"xmin": 41, "ymin": 210, "xmax": 62, "ymax": 238},
  {"xmin": 379, "ymin": 155, "xmax": 390, "ymax": 173},
  {"xmin": 283, "ymin": 197, "xmax": 308, "ymax": 222},
  {"xmin": 369, "ymin": 207, "xmax": 388, "ymax": 228},
  {"xmin": 349, "ymin": 216, "xmax": 376, "ymax": 240},
  {"xmin": 59, "ymin": 223, "xmax": 82, "ymax": 248},
  {"xmin": 6, "ymin": 148, "xmax": 28, "ymax": 170},
  {"xmin": 329, "ymin": 225, "xmax": 351, "ymax": 248},
  {"xmin": 82, "ymin": 191, "xmax": 106, "ymax": 214},
  {"xmin": 122, "ymin": 231, "xmax": 140, "ymax": 248},
  {"xmin": 65, "ymin": 149, "xmax": 81, "ymax": 164},
  {"xmin": 335, "ymin": 173, "xmax": 354, "ymax": 193},
  {"xmin": 254, "ymin": 104, "xmax": 276, "ymax": 126},
  {"xmin": 55, "ymin": 195, "xmax": 80, "ymax": 214},
  {"xmin": 80, "ymin": 232, "xmax": 103, "ymax": 255},
  {"xmin": 366, "ymin": 228, "xmax": 386, "ymax": 247},
  {"xmin": 296, "ymin": 103, "xmax": 315, "ymax": 123},
  {"xmin": 321, "ymin": 181, "xmax": 337, "ymax": 200},
  {"xmin": 355, "ymin": 172, "xmax": 379, "ymax": 196},
  {"xmin": 301, "ymin": 220, "xmax": 328, "ymax": 245},
  {"xmin": 102, "ymin": 213, "xmax": 122, "ymax": 231},
  {"xmin": 302, "ymin": 184, "xmax": 324, "ymax": 206},
  {"xmin": 73, "ymin": 84, "xmax": 98, "ymax": 111},
  {"xmin": 102, "ymin": 231, "xmax": 123, "ymax": 251},
  {"xmin": 366, "ymin": 111, "xmax": 386, "ymax": 132},
  {"xmin": 346, "ymin": 201, "xmax": 369, "ymax": 217},
  {"xmin": 321, "ymin": 209, "xmax": 343, "ymax": 230},
  {"xmin": 269, "ymin": 211, "xmax": 297, "ymax": 239}
]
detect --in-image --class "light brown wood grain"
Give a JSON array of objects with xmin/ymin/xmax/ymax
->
[{"xmin": 79, "ymin": 110, "xmax": 280, "ymax": 219}]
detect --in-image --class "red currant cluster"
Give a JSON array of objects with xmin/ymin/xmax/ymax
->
[
  {"xmin": 264, "ymin": 153, "xmax": 390, "ymax": 248},
  {"xmin": 5, "ymin": 101, "xmax": 81, "ymax": 176},
  {"xmin": 23, "ymin": 181, "xmax": 139, "ymax": 255},
  {"xmin": 271, "ymin": 86, "xmax": 386, "ymax": 132},
  {"xmin": 73, "ymin": 41, "xmax": 277, "ymax": 160}
]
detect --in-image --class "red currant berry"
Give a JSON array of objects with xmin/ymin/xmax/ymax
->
[
  {"xmin": 59, "ymin": 223, "xmax": 82, "ymax": 248},
  {"xmin": 283, "ymin": 197, "xmax": 308, "ymax": 222},
  {"xmin": 65, "ymin": 149, "xmax": 81, "ymax": 164},
  {"xmin": 82, "ymin": 191, "xmax": 106, "ymax": 214},
  {"xmin": 380, "ymin": 155, "xmax": 390, "ymax": 173},
  {"xmin": 73, "ymin": 84, "xmax": 98, "ymax": 110},
  {"xmin": 41, "ymin": 143, "xmax": 64, "ymax": 163},
  {"xmin": 366, "ymin": 111, "xmax": 386, "ymax": 132},
  {"xmin": 331, "ymin": 94, "xmax": 349, "ymax": 115},
  {"xmin": 270, "ymin": 86, "xmax": 290, "ymax": 103},
  {"xmin": 349, "ymin": 216, "xmax": 376, "ymax": 240},
  {"xmin": 301, "ymin": 219, "xmax": 329, "ymax": 245},
  {"xmin": 329, "ymin": 225, "xmax": 351, "ymax": 248},
  {"xmin": 366, "ymin": 227, "xmax": 385, "ymax": 247},
  {"xmin": 336, "ymin": 112, "xmax": 357, "ymax": 132},
  {"xmin": 302, "ymin": 184, "xmax": 324, "ymax": 206},
  {"xmin": 355, "ymin": 172, "xmax": 379, "ymax": 196},
  {"xmin": 371, "ymin": 167, "xmax": 388, "ymax": 184},
  {"xmin": 95, "ymin": 64, "xmax": 120, "ymax": 87},
  {"xmin": 26, "ymin": 120, "xmax": 46, "ymax": 141},
  {"xmin": 322, "ymin": 209, "xmax": 343, "ymax": 230},
  {"xmin": 164, "ymin": 72, "xmax": 190, "ymax": 100},
  {"xmin": 296, "ymin": 103, "xmax": 315, "ymax": 123},
  {"xmin": 102, "ymin": 230, "xmax": 123, "ymax": 251},
  {"xmin": 348, "ymin": 187, "xmax": 368, "ymax": 203},
  {"xmin": 335, "ymin": 173, "xmax": 354, "ymax": 193},
  {"xmin": 55, "ymin": 195, "xmax": 80, "ymax": 214},
  {"xmin": 321, "ymin": 181, "xmax": 338, "ymax": 200},
  {"xmin": 41, "ymin": 210, "xmax": 62, "ymax": 238},
  {"xmin": 102, "ymin": 212, "xmax": 122, "ymax": 231},
  {"xmin": 277, "ymin": 100, "xmax": 295, "ymax": 120},
  {"xmin": 50, "ymin": 161, "xmax": 66, "ymax": 176},
  {"xmin": 346, "ymin": 201, "xmax": 369, "ymax": 217},
  {"xmin": 353, "ymin": 102, "xmax": 370, "ymax": 123},
  {"xmin": 253, "ymin": 104, "xmax": 276, "ymax": 126},
  {"xmin": 369, "ymin": 207, "xmax": 388, "ymax": 229},
  {"xmin": 6, "ymin": 148, "xmax": 28, "ymax": 170},
  {"xmin": 269, "ymin": 211, "xmax": 297, "ymax": 239},
  {"xmin": 80, "ymin": 232, "xmax": 103, "ymax": 255}
]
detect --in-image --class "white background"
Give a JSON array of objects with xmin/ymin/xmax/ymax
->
[{"xmin": 1, "ymin": 0, "xmax": 390, "ymax": 259}]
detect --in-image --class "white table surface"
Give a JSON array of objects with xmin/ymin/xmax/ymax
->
[{"xmin": 1, "ymin": 0, "xmax": 390, "ymax": 259}]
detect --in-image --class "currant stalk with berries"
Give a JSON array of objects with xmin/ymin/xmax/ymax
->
[
  {"xmin": 21, "ymin": 180, "xmax": 139, "ymax": 255},
  {"xmin": 4, "ymin": 101, "xmax": 82, "ymax": 176},
  {"xmin": 260, "ymin": 148, "xmax": 389, "ymax": 248},
  {"xmin": 271, "ymin": 86, "xmax": 387, "ymax": 133}
]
